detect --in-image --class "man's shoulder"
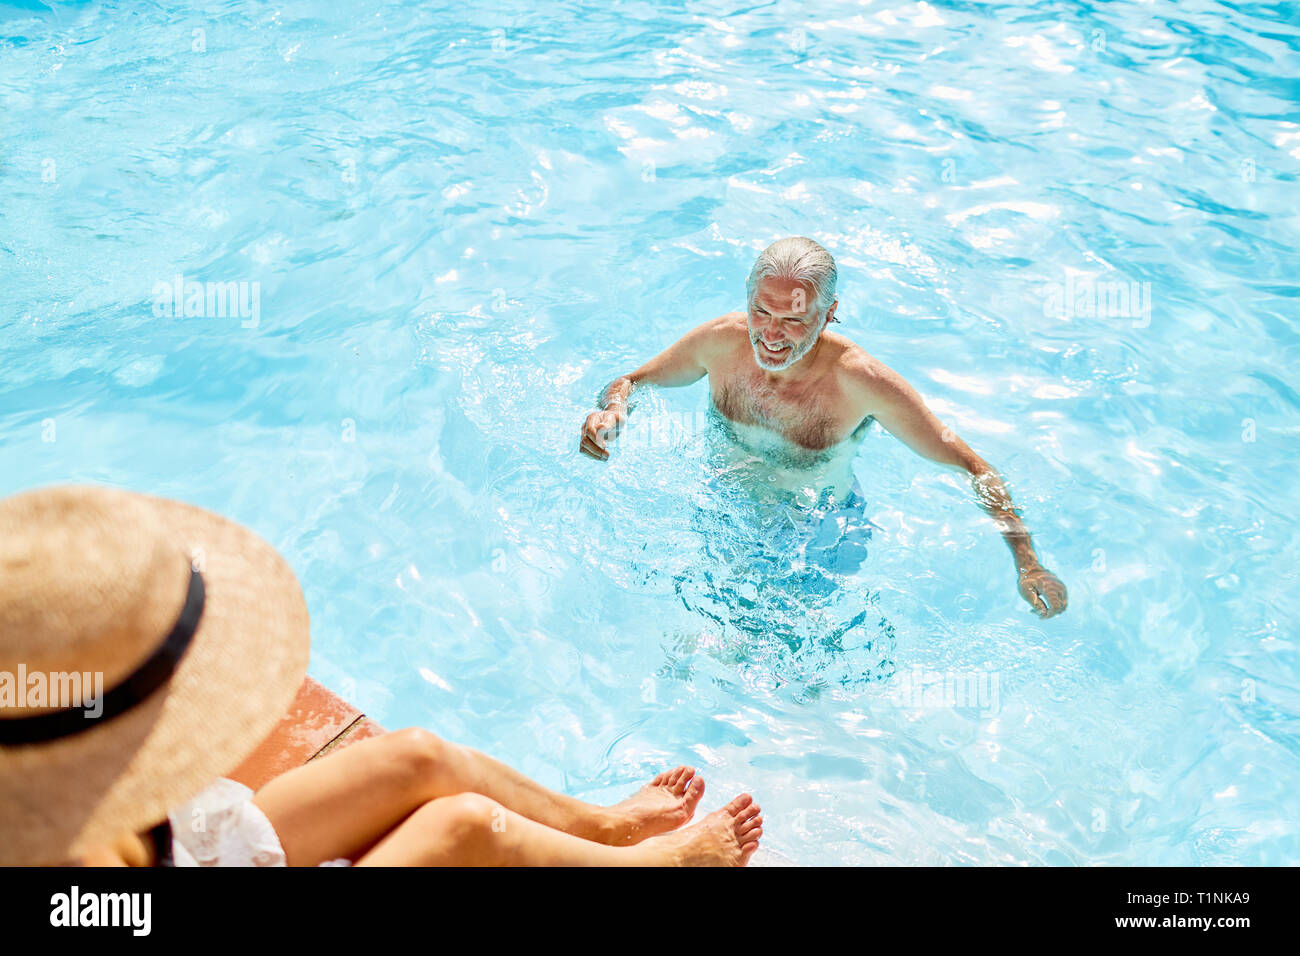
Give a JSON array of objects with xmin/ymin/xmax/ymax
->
[
  {"xmin": 824, "ymin": 330, "xmax": 883, "ymax": 376},
  {"xmin": 824, "ymin": 332, "xmax": 904, "ymax": 398},
  {"xmin": 708, "ymin": 311, "xmax": 749, "ymax": 335},
  {"xmin": 686, "ymin": 312, "xmax": 749, "ymax": 357}
]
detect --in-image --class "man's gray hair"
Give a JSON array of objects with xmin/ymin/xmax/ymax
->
[{"xmin": 745, "ymin": 236, "xmax": 838, "ymax": 315}]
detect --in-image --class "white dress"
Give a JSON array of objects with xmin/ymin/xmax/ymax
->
[{"xmin": 167, "ymin": 777, "xmax": 351, "ymax": 867}]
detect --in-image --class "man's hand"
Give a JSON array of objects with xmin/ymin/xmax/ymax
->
[
  {"xmin": 1018, "ymin": 565, "xmax": 1068, "ymax": 618},
  {"xmin": 579, "ymin": 317, "xmax": 724, "ymax": 462},
  {"xmin": 579, "ymin": 408, "xmax": 626, "ymax": 461}
]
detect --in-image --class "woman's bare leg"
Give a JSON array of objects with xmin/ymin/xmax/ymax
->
[
  {"xmin": 253, "ymin": 728, "xmax": 704, "ymax": 866},
  {"xmin": 355, "ymin": 792, "xmax": 763, "ymax": 867}
]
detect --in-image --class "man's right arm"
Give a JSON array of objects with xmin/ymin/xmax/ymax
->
[{"xmin": 580, "ymin": 315, "xmax": 730, "ymax": 461}]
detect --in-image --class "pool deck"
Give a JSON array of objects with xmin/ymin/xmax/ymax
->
[{"xmin": 228, "ymin": 676, "xmax": 385, "ymax": 791}]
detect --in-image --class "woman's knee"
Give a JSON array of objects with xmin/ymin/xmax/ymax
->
[
  {"xmin": 357, "ymin": 793, "xmax": 507, "ymax": 866},
  {"xmin": 381, "ymin": 727, "xmax": 453, "ymax": 788},
  {"xmin": 413, "ymin": 793, "xmax": 505, "ymax": 855}
]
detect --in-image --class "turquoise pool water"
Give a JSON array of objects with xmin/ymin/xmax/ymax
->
[{"xmin": 3, "ymin": 0, "xmax": 1298, "ymax": 865}]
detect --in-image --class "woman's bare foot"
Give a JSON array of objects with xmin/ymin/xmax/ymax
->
[
  {"xmin": 603, "ymin": 766, "xmax": 706, "ymax": 845},
  {"xmin": 639, "ymin": 793, "xmax": 763, "ymax": 866}
]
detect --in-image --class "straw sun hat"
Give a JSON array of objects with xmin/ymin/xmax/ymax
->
[{"xmin": 0, "ymin": 485, "xmax": 310, "ymax": 865}]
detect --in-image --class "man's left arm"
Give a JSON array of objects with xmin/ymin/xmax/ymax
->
[{"xmin": 852, "ymin": 359, "xmax": 1068, "ymax": 619}]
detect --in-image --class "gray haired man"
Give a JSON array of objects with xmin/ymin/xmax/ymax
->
[{"xmin": 580, "ymin": 236, "xmax": 1067, "ymax": 619}]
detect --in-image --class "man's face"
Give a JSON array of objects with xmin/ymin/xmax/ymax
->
[{"xmin": 747, "ymin": 276, "xmax": 835, "ymax": 372}]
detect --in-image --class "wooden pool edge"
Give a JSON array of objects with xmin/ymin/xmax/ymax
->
[{"xmin": 228, "ymin": 676, "xmax": 386, "ymax": 791}]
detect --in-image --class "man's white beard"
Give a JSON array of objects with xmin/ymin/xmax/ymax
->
[{"xmin": 751, "ymin": 312, "xmax": 828, "ymax": 372}]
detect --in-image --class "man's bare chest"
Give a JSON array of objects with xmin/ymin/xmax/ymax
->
[{"xmin": 709, "ymin": 373, "xmax": 856, "ymax": 452}]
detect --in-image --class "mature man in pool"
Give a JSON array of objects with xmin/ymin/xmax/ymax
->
[{"xmin": 579, "ymin": 236, "xmax": 1067, "ymax": 619}]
